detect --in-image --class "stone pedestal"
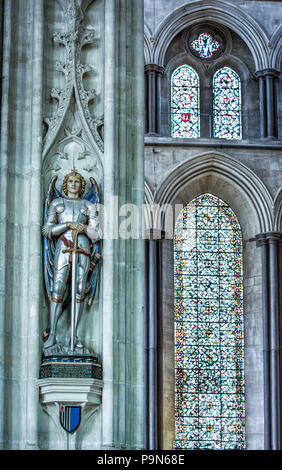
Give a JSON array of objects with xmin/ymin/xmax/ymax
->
[
  {"xmin": 38, "ymin": 377, "xmax": 103, "ymax": 449},
  {"xmin": 40, "ymin": 355, "xmax": 102, "ymax": 379}
]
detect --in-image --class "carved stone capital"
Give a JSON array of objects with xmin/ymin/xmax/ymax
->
[
  {"xmin": 255, "ymin": 68, "xmax": 281, "ymax": 80},
  {"xmin": 255, "ymin": 232, "xmax": 282, "ymax": 246},
  {"xmin": 144, "ymin": 64, "xmax": 164, "ymax": 76},
  {"xmin": 144, "ymin": 228, "xmax": 168, "ymax": 240}
]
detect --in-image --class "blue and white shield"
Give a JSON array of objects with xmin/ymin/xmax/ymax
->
[{"xmin": 60, "ymin": 405, "xmax": 81, "ymax": 433}]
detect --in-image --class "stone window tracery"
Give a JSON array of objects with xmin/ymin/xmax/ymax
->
[
  {"xmin": 174, "ymin": 193, "xmax": 245, "ymax": 450},
  {"xmin": 191, "ymin": 32, "xmax": 220, "ymax": 59},
  {"xmin": 170, "ymin": 63, "xmax": 242, "ymax": 140},
  {"xmin": 213, "ymin": 67, "xmax": 242, "ymax": 140},
  {"xmin": 171, "ymin": 65, "xmax": 200, "ymax": 139}
]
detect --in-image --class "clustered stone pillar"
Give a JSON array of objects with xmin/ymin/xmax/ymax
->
[
  {"xmin": 144, "ymin": 64, "xmax": 164, "ymax": 136},
  {"xmin": 256, "ymin": 69, "xmax": 280, "ymax": 140},
  {"xmin": 0, "ymin": 0, "xmax": 44, "ymax": 449},
  {"xmin": 256, "ymin": 232, "xmax": 282, "ymax": 450},
  {"xmin": 103, "ymin": 0, "xmax": 145, "ymax": 450},
  {"xmin": 147, "ymin": 237, "xmax": 158, "ymax": 450},
  {"xmin": 144, "ymin": 230, "xmax": 165, "ymax": 449}
]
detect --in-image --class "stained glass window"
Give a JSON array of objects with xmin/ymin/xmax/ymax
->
[
  {"xmin": 171, "ymin": 65, "xmax": 200, "ymax": 139},
  {"xmin": 213, "ymin": 67, "xmax": 241, "ymax": 140},
  {"xmin": 174, "ymin": 193, "xmax": 245, "ymax": 450},
  {"xmin": 191, "ymin": 33, "xmax": 220, "ymax": 59}
]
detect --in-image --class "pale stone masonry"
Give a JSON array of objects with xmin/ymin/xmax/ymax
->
[
  {"xmin": 144, "ymin": 0, "xmax": 282, "ymax": 451},
  {"xmin": 0, "ymin": 0, "xmax": 281, "ymax": 451}
]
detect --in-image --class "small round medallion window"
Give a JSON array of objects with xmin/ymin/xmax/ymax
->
[
  {"xmin": 191, "ymin": 32, "xmax": 220, "ymax": 59},
  {"xmin": 188, "ymin": 27, "xmax": 225, "ymax": 61}
]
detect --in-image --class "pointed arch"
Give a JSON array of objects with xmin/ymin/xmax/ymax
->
[
  {"xmin": 144, "ymin": 23, "xmax": 153, "ymax": 64},
  {"xmin": 154, "ymin": 152, "xmax": 274, "ymax": 235},
  {"xmin": 152, "ymin": 0, "xmax": 269, "ymax": 71},
  {"xmin": 213, "ymin": 67, "xmax": 242, "ymax": 140},
  {"xmin": 274, "ymin": 187, "xmax": 282, "ymax": 232},
  {"xmin": 174, "ymin": 193, "xmax": 245, "ymax": 449},
  {"xmin": 156, "ymin": 152, "xmax": 270, "ymax": 449},
  {"xmin": 269, "ymin": 25, "xmax": 282, "ymax": 70},
  {"xmin": 171, "ymin": 65, "xmax": 200, "ymax": 139}
]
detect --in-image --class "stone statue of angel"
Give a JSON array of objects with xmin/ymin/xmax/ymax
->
[{"xmin": 42, "ymin": 168, "xmax": 102, "ymax": 354}]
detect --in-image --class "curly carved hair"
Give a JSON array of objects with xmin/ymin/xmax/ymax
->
[{"xmin": 62, "ymin": 168, "xmax": 86, "ymax": 197}]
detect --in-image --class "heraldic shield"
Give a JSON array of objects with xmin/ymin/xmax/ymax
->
[{"xmin": 60, "ymin": 405, "xmax": 81, "ymax": 433}]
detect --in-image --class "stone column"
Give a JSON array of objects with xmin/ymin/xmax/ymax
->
[
  {"xmin": 0, "ymin": 0, "xmax": 3, "ymax": 124},
  {"xmin": 260, "ymin": 237, "xmax": 271, "ymax": 449},
  {"xmin": 0, "ymin": 0, "xmax": 144, "ymax": 451},
  {"xmin": 268, "ymin": 233, "xmax": 281, "ymax": 450},
  {"xmin": 103, "ymin": 0, "xmax": 145, "ymax": 450},
  {"xmin": 0, "ymin": 0, "xmax": 44, "ymax": 449},
  {"xmin": 256, "ymin": 232, "xmax": 282, "ymax": 450},
  {"xmin": 148, "ymin": 237, "xmax": 158, "ymax": 449},
  {"xmin": 144, "ymin": 64, "xmax": 164, "ymax": 136},
  {"xmin": 144, "ymin": 229, "xmax": 166, "ymax": 449},
  {"xmin": 256, "ymin": 69, "xmax": 280, "ymax": 140}
]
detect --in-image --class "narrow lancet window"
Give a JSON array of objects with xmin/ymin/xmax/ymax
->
[
  {"xmin": 213, "ymin": 67, "xmax": 241, "ymax": 140},
  {"xmin": 174, "ymin": 193, "xmax": 245, "ymax": 450},
  {"xmin": 171, "ymin": 65, "xmax": 200, "ymax": 139}
]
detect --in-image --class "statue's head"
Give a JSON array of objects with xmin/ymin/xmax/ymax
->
[{"xmin": 62, "ymin": 168, "xmax": 86, "ymax": 197}]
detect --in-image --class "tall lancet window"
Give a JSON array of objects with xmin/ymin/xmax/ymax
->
[
  {"xmin": 174, "ymin": 193, "xmax": 245, "ymax": 450},
  {"xmin": 171, "ymin": 65, "xmax": 200, "ymax": 139},
  {"xmin": 213, "ymin": 67, "xmax": 241, "ymax": 140}
]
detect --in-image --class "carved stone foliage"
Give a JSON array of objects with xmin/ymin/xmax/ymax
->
[
  {"xmin": 42, "ymin": 106, "xmax": 103, "ymax": 196},
  {"xmin": 43, "ymin": 0, "xmax": 104, "ymax": 162}
]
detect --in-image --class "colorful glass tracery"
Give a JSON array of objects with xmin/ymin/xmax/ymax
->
[
  {"xmin": 171, "ymin": 65, "xmax": 200, "ymax": 139},
  {"xmin": 174, "ymin": 193, "xmax": 245, "ymax": 450},
  {"xmin": 191, "ymin": 32, "xmax": 220, "ymax": 59},
  {"xmin": 213, "ymin": 67, "xmax": 241, "ymax": 140}
]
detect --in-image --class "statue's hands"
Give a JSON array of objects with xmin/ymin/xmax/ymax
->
[{"xmin": 67, "ymin": 222, "xmax": 85, "ymax": 233}]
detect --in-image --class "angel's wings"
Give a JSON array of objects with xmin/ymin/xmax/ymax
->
[
  {"xmin": 83, "ymin": 177, "xmax": 102, "ymax": 307},
  {"xmin": 43, "ymin": 175, "xmax": 102, "ymax": 306},
  {"xmin": 43, "ymin": 176, "xmax": 62, "ymax": 301}
]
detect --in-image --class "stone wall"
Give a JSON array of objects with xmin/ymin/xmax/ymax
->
[
  {"xmin": 144, "ymin": 0, "xmax": 282, "ymax": 450},
  {"xmin": 0, "ymin": 0, "xmax": 145, "ymax": 450}
]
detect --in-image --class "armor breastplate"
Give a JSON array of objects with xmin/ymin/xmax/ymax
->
[
  {"xmin": 51, "ymin": 198, "xmax": 91, "ymax": 274},
  {"xmin": 57, "ymin": 198, "xmax": 88, "ymax": 225},
  {"xmin": 56, "ymin": 198, "xmax": 90, "ymax": 249}
]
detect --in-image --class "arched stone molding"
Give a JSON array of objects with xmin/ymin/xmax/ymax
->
[
  {"xmin": 165, "ymin": 52, "xmax": 252, "ymax": 83},
  {"xmin": 211, "ymin": 54, "xmax": 254, "ymax": 83},
  {"xmin": 210, "ymin": 57, "xmax": 257, "ymax": 139},
  {"xmin": 162, "ymin": 51, "xmax": 256, "ymax": 139},
  {"xmin": 269, "ymin": 25, "xmax": 282, "ymax": 71},
  {"xmin": 154, "ymin": 150, "xmax": 270, "ymax": 449},
  {"xmin": 144, "ymin": 181, "xmax": 154, "ymax": 233},
  {"xmin": 152, "ymin": 0, "xmax": 269, "ymax": 71},
  {"xmin": 144, "ymin": 24, "xmax": 153, "ymax": 65},
  {"xmin": 274, "ymin": 187, "xmax": 282, "ymax": 232},
  {"xmin": 144, "ymin": 180, "xmax": 154, "ymax": 206},
  {"xmin": 154, "ymin": 151, "xmax": 274, "ymax": 235},
  {"xmin": 165, "ymin": 52, "xmax": 206, "ymax": 82},
  {"xmin": 42, "ymin": 127, "xmax": 103, "ymax": 197}
]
